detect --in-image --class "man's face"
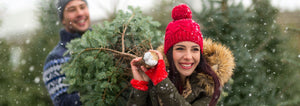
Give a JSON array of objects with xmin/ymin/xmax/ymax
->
[{"xmin": 62, "ymin": 0, "xmax": 90, "ymax": 34}]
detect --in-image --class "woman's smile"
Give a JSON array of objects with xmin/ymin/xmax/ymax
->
[
  {"xmin": 179, "ymin": 63, "xmax": 194, "ymax": 69},
  {"xmin": 172, "ymin": 41, "xmax": 201, "ymax": 77}
]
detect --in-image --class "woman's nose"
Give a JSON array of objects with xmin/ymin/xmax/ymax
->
[{"xmin": 183, "ymin": 51, "xmax": 192, "ymax": 60}]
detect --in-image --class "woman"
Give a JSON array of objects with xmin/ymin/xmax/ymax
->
[{"xmin": 128, "ymin": 4, "xmax": 235, "ymax": 106}]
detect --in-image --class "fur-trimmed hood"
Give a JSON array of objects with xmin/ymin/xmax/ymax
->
[{"xmin": 157, "ymin": 38, "xmax": 235, "ymax": 96}]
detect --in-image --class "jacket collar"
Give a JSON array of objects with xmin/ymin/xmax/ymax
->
[
  {"xmin": 59, "ymin": 29, "xmax": 82, "ymax": 48},
  {"xmin": 60, "ymin": 29, "xmax": 82, "ymax": 43}
]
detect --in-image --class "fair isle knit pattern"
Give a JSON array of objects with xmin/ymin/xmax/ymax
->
[
  {"xmin": 43, "ymin": 29, "xmax": 82, "ymax": 101},
  {"xmin": 43, "ymin": 57, "xmax": 70, "ymax": 100}
]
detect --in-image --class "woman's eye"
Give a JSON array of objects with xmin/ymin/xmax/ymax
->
[
  {"xmin": 175, "ymin": 48, "xmax": 184, "ymax": 50},
  {"xmin": 193, "ymin": 48, "xmax": 200, "ymax": 51}
]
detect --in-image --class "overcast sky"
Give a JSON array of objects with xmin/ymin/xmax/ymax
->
[{"xmin": 0, "ymin": 0, "xmax": 299, "ymax": 39}]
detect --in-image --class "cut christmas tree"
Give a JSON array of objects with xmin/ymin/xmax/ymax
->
[{"xmin": 62, "ymin": 6, "xmax": 163, "ymax": 105}]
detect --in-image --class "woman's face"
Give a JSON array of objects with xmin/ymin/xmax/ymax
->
[{"xmin": 172, "ymin": 41, "xmax": 201, "ymax": 78}]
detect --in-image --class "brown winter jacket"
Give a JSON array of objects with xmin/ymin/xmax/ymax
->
[{"xmin": 127, "ymin": 38, "xmax": 235, "ymax": 106}]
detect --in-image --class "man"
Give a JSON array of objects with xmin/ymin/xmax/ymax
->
[{"xmin": 43, "ymin": 0, "xmax": 90, "ymax": 105}]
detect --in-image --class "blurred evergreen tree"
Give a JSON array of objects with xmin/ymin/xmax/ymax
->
[
  {"xmin": 146, "ymin": 0, "xmax": 184, "ymax": 32},
  {"xmin": 146, "ymin": 0, "xmax": 175, "ymax": 31},
  {"xmin": 277, "ymin": 14, "xmax": 300, "ymax": 106},
  {"xmin": 0, "ymin": 39, "xmax": 13, "ymax": 105},
  {"xmin": 192, "ymin": 0, "xmax": 300, "ymax": 105},
  {"xmin": 7, "ymin": 0, "xmax": 60, "ymax": 105}
]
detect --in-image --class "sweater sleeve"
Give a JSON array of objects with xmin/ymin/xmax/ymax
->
[
  {"xmin": 43, "ymin": 54, "xmax": 82, "ymax": 105},
  {"xmin": 53, "ymin": 92, "xmax": 82, "ymax": 106},
  {"xmin": 155, "ymin": 78, "xmax": 211, "ymax": 106}
]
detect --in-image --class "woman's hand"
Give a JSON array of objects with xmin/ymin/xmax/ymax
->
[
  {"xmin": 144, "ymin": 50, "xmax": 168, "ymax": 85},
  {"xmin": 130, "ymin": 57, "xmax": 150, "ymax": 82}
]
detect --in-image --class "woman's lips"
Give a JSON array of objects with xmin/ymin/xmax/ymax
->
[{"xmin": 180, "ymin": 63, "xmax": 193, "ymax": 69}]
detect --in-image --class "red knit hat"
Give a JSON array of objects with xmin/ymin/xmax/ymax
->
[{"xmin": 164, "ymin": 4, "xmax": 203, "ymax": 54}]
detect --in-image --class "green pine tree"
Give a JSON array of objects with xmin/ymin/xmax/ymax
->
[
  {"xmin": 0, "ymin": 39, "xmax": 13, "ymax": 105},
  {"xmin": 146, "ymin": 0, "xmax": 181, "ymax": 31},
  {"xmin": 62, "ymin": 6, "xmax": 163, "ymax": 105},
  {"xmin": 0, "ymin": 6, "xmax": 12, "ymax": 105},
  {"xmin": 276, "ymin": 11, "xmax": 300, "ymax": 106},
  {"xmin": 7, "ymin": 0, "xmax": 60, "ymax": 105},
  {"xmin": 192, "ymin": 0, "xmax": 300, "ymax": 105}
]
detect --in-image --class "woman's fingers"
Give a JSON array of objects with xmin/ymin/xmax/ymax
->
[
  {"xmin": 131, "ymin": 57, "xmax": 142, "ymax": 66},
  {"xmin": 149, "ymin": 50, "xmax": 163, "ymax": 60},
  {"xmin": 131, "ymin": 57, "xmax": 150, "ymax": 81},
  {"xmin": 140, "ymin": 66, "xmax": 150, "ymax": 81},
  {"xmin": 140, "ymin": 66, "xmax": 148, "ymax": 72},
  {"xmin": 130, "ymin": 57, "xmax": 142, "ymax": 70}
]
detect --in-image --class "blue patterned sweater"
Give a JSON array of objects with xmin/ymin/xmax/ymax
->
[{"xmin": 43, "ymin": 29, "xmax": 82, "ymax": 105}]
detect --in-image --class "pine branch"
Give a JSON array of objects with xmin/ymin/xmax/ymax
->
[
  {"xmin": 94, "ymin": 49, "xmax": 103, "ymax": 59},
  {"xmin": 81, "ymin": 48, "xmax": 138, "ymax": 58},
  {"xmin": 221, "ymin": 0, "xmax": 228, "ymax": 13},
  {"xmin": 254, "ymin": 36, "xmax": 272, "ymax": 53},
  {"xmin": 148, "ymin": 39, "xmax": 153, "ymax": 50},
  {"xmin": 80, "ymin": 48, "xmax": 149, "ymax": 68},
  {"xmin": 102, "ymin": 87, "xmax": 107, "ymax": 100},
  {"xmin": 122, "ymin": 13, "xmax": 135, "ymax": 53},
  {"xmin": 114, "ymin": 83, "xmax": 131, "ymax": 101}
]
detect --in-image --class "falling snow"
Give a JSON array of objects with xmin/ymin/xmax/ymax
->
[
  {"xmin": 272, "ymin": 49, "xmax": 276, "ymax": 53},
  {"xmin": 56, "ymin": 21, "xmax": 60, "ymax": 26},
  {"xmin": 34, "ymin": 77, "xmax": 40, "ymax": 83},
  {"xmin": 21, "ymin": 60, "xmax": 26, "ymax": 65},
  {"xmin": 169, "ymin": 93, "xmax": 174, "ymax": 98},
  {"xmin": 264, "ymin": 23, "xmax": 267, "ymax": 25},
  {"xmin": 29, "ymin": 66, "xmax": 34, "ymax": 72},
  {"xmin": 284, "ymin": 27, "xmax": 288, "ymax": 33},
  {"xmin": 25, "ymin": 39, "xmax": 30, "ymax": 44}
]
